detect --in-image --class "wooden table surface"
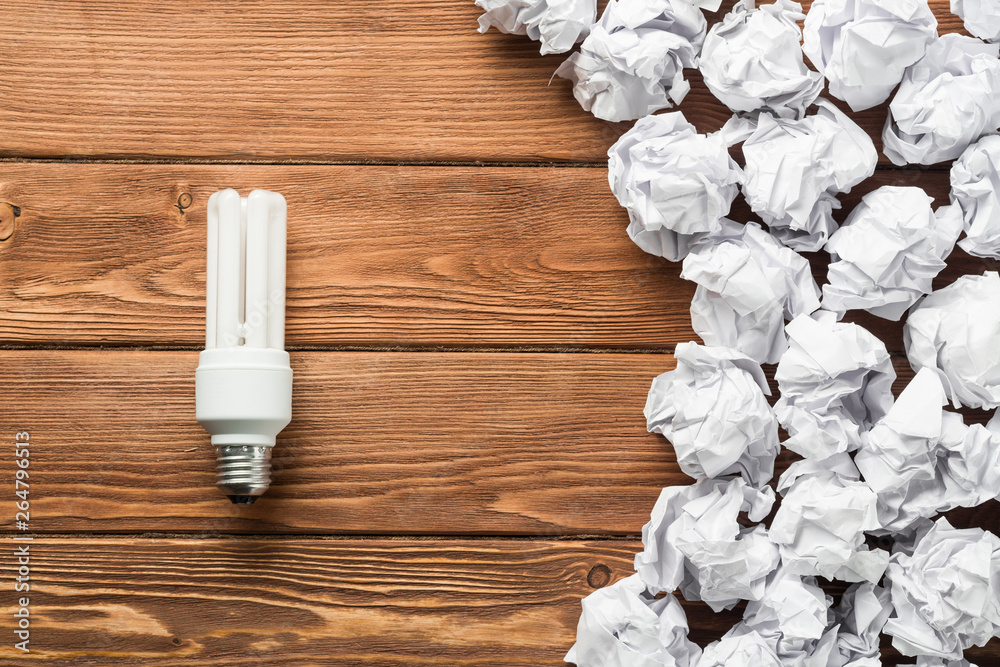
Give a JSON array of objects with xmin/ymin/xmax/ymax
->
[{"xmin": 0, "ymin": 1, "xmax": 997, "ymax": 664}]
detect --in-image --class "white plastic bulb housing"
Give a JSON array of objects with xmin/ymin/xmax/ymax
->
[{"xmin": 195, "ymin": 189, "xmax": 292, "ymax": 504}]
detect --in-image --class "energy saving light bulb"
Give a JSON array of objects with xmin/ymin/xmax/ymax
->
[{"xmin": 196, "ymin": 189, "xmax": 292, "ymax": 504}]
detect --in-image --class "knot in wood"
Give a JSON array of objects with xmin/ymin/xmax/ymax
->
[
  {"xmin": 587, "ymin": 563, "xmax": 611, "ymax": 589},
  {"xmin": 0, "ymin": 203, "xmax": 20, "ymax": 241}
]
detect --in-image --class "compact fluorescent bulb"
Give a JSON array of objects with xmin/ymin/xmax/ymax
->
[{"xmin": 196, "ymin": 189, "xmax": 293, "ymax": 504}]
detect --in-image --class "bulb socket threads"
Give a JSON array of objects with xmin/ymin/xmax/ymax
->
[
  {"xmin": 196, "ymin": 347, "xmax": 292, "ymax": 503},
  {"xmin": 216, "ymin": 445, "xmax": 272, "ymax": 504}
]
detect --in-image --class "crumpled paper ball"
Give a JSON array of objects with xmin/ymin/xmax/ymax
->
[
  {"xmin": 554, "ymin": 0, "xmax": 706, "ymax": 122},
  {"xmin": 940, "ymin": 421, "xmax": 1000, "ymax": 510},
  {"xmin": 950, "ymin": 134, "xmax": 1000, "ymax": 259},
  {"xmin": 864, "ymin": 422, "xmax": 1000, "ymax": 533},
  {"xmin": 833, "ymin": 582, "xmax": 893, "ymax": 664},
  {"xmin": 822, "ymin": 185, "xmax": 963, "ymax": 320},
  {"xmin": 774, "ymin": 312, "xmax": 896, "ymax": 460},
  {"xmin": 698, "ymin": 625, "xmax": 782, "ymax": 666},
  {"xmin": 951, "ymin": 0, "xmax": 1000, "ymax": 42},
  {"xmin": 608, "ymin": 112, "xmax": 743, "ymax": 262},
  {"xmin": 883, "ymin": 518, "xmax": 1000, "ymax": 659},
  {"xmin": 564, "ymin": 573, "xmax": 702, "ymax": 667},
  {"xmin": 681, "ymin": 221, "xmax": 821, "ymax": 364},
  {"xmin": 635, "ymin": 478, "xmax": 778, "ymax": 612},
  {"xmin": 904, "ymin": 271, "xmax": 1000, "ymax": 409},
  {"xmin": 644, "ymin": 342, "xmax": 779, "ymax": 487},
  {"xmin": 678, "ymin": 524, "xmax": 779, "ymax": 613},
  {"xmin": 741, "ymin": 565, "xmax": 839, "ymax": 663},
  {"xmin": 770, "ymin": 454, "xmax": 889, "ymax": 583},
  {"xmin": 883, "ymin": 33, "xmax": 1000, "ymax": 166},
  {"xmin": 475, "ymin": 0, "xmax": 596, "ymax": 54},
  {"xmin": 853, "ymin": 368, "xmax": 997, "ymax": 534},
  {"xmin": 802, "ymin": 0, "xmax": 938, "ymax": 111},
  {"xmin": 699, "ymin": 0, "xmax": 822, "ymax": 119},
  {"xmin": 917, "ymin": 657, "xmax": 980, "ymax": 667},
  {"xmin": 722, "ymin": 99, "xmax": 877, "ymax": 251}
]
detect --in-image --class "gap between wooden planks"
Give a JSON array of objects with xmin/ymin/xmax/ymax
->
[
  {"xmin": 2, "ymin": 349, "xmax": 996, "ymax": 536},
  {"xmin": 0, "ymin": 537, "xmax": 994, "ymax": 666},
  {"xmin": 0, "ymin": 0, "xmax": 966, "ymax": 163},
  {"xmin": 0, "ymin": 164, "xmax": 993, "ymax": 351}
]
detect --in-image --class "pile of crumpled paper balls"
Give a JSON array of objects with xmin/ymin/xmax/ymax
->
[{"xmin": 475, "ymin": 0, "xmax": 1000, "ymax": 664}]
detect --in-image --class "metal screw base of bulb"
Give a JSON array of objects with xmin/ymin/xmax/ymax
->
[{"xmin": 216, "ymin": 445, "xmax": 272, "ymax": 505}]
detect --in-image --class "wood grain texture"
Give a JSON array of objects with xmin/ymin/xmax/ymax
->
[
  {"xmin": 0, "ymin": 349, "xmax": 682, "ymax": 535},
  {"xmin": 0, "ymin": 0, "xmax": 622, "ymax": 163},
  {"xmin": 0, "ymin": 163, "xmax": 693, "ymax": 349},
  {"xmin": 0, "ymin": 164, "xmax": 994, "ymax": 351},
  {"xmin": 3, "ymin": 349, "xmax": 997, "ymax": 536},
  {"xmin": 0, "ymin": 538, "xmax": 639, "ymax": 666},
  {"xmin": 0, "ymin": 0, "xmax": 967, "ymax": 164},
  {"xmin": 0, "ymin": 538, "xmax": 994, "ymax": 666}
]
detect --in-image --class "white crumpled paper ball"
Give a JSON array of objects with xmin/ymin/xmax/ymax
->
[
  {"xmin": 677, "ymin": 524, "xmax": 780, "ymax": 613},
  {"xmin": 803, "ymin": 0, "xmax": 938, "ymax": 111},
  {"xmin": 644, "ymin": 342, "xmax": 779, "ymax": 487},
  {"xmin": 857, "ymin": 367, "xmax": 1000, "ymax": 534},
  {"xmin": 775, "ymin": 313, "xmax": 896, "ymax": 460},
  {"xmin": 608, "ymin": 112, "xmax": 743, "ymax": 262},
  {"xmin": 883, "ymin": 34, "xmax": 1000, "ymax": 166},
  {"xmin": 634, "ymin": 478, "xmax": 778, "ymax": 612},
  {"xmin": 952, "ymin": 0, "xmax": 1000, "ymax": 42},
  {"xmin": 554, "ymin": 0, "xmax": 706, "ymax": 122},
  {"xmin": 681, "ymin": 221, "xmax": 821, "ymax": 364},
  {"xmin": 884, "ymin": 518, "xmax": 1000, "ymax": 659},
  {"xmin": 771, "ymin": 454, "xmax": 889, "ymax": 583},
  {"xmin": 698, "ymin": 626, "xmax": 782, "ymax": 666},
  {"xmin": 940, "ymin": 422, "xmax": 1000, "ymax": 511},
  {"xmin": 833, "ymin": 582, "xmax": 893, "ymax": 664},
  {"xmin": 699, "ymin": 0, "xmax": 822, "ymax": 119},
  {"xmin": 564, "ymin": 573, "xmax": 702, "ymax": 667},
  {"xmin": 722, "ymin": 98, "xmax": 878, "ymax": 251},
  {"xmin": 823, "ymin": 185, "xmax": 963, "ymax": 320},
  {"xmin": 740, "ymin": 565, "xmax": 839, "ymax": 662},
  {"xmin": 904, "ymin": 271, "xmax": 1000, "ymax": 409},
  {"xmin": 917, "ymin": 657, "xmax": 981, "ymax": 667},
  {"xmin": 951, "ymin": 134, "xmax": 1000, "ymax": 259},
  {"xmin": 855, "ymin": 368, "xmax": 957, "ymax": 534},
  {"xmin": 475, "ymin": 0, "xmax": 596, "ymax": 54}
]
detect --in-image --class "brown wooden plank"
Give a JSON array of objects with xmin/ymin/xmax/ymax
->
[
  {"xmin": 0, "ymin": 349, "xmax": 682, "ymax": 535},
  {"xmin": 0, "ymin": 163, "xmax": 693, "ymax": 349},
  {"xmin": 0, "ymin": 538, "xmax": 639, "ymax": 666},
  {"xmin": 0, "ymin": 1, "xmax": 967, "ymax": 164},
  {"xmin": 3, "ymin": 349, "xmax": 997, "ymax": 535},
  {"xmin": 0, "ymin": 164, "xmax": 992, "ymax": 351},
  {"xmin": 0, "ymin": 0, "xmax": 622, "ymax": 163},
  {"xmin": 0, "ymin": 538, "xmax": 993, "ymax": 665}
]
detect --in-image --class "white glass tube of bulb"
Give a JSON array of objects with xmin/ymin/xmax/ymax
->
[{"xmin": 196, "ymin": 189, "xmax": 292, "ymax": 504}]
